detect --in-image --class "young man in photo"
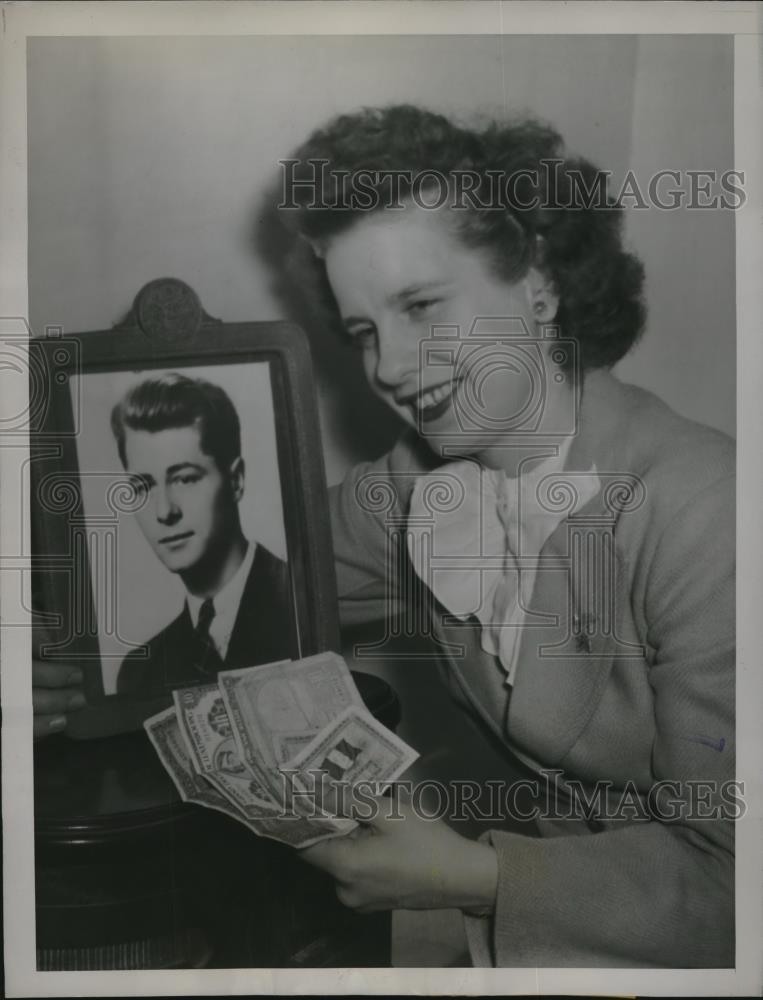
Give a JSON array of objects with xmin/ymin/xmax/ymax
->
[{"xmin": 112, "ymin": 372, "xmax": 296, "ymax": 697}]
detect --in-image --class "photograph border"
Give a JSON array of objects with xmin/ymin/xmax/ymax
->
[{"xmin": 2, "ymin": 2, "xmax": 761, "ymax": 997}]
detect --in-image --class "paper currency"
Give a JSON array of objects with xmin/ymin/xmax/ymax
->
[
  {"xmin": 144, "ymin": 706, "xmax": 250, "ymax": 821},
  {"xmin": 173, "ymin": 683, "xmax": 280, "ymax": 817},
  {"xmin": 145, "ymin": 654, "xmax": 418, "ymax": 850},
  {"xmin": 288, "ymin": 704, "xmax": 419, "ymax": 805},
  {"xmin": 219, "ymin": 652, "xmax": 364, "ymax": 773},
  {"xmin": 145, "ymin": 705, "xmax": 355, "ymax": 848}
]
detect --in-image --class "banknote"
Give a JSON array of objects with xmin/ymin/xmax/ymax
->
[
  {"xmin": 146, "ymin": 655, "xmax": 414, "ymax": 849},
  {"xmin": 144, "ymin": 707, "xmax": 249, "ymax": 820},
  {"xmin": 218, "ymin": 652, "xmax": 364, "ymax": 775},
  {"xmin": 173, "ymin": 683, "xmax": 280, "ymax": 816},
  {"xmin": 145, "ymin": 707, "xmax": 348, "ymax": 847},
  {"xmin": 285, "ymin": 705, "xmax": 419, "ymax": 815}
]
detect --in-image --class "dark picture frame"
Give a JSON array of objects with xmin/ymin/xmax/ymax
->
[{"xmin": 30, "ymin": 278, "xmax": 340, "ymax": 738}]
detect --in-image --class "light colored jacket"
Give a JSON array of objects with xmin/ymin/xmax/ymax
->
[{"xmin": 330, "ymin": 370, "xmax": 735, "ymax": 967}]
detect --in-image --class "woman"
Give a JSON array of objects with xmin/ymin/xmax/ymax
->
[{"xmin": 280, "ymin": 105, "xmax": 735, "ymax": 967}]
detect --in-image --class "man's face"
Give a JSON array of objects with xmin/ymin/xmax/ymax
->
[{"xmin": 123, "ymin": 424, "xmax": 241, "ymax": 575}]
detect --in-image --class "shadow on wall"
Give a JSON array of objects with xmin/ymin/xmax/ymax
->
[{"xmin": 251, "ymin": 180, "xmax": 401, "ymax": 467}]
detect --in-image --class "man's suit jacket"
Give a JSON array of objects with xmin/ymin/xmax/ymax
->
[
  {"xmin": 330, "ymin": 369, "xmax": 735, "ymax": 968},
  {"xmin": 117, "ymin": 544, "xmax": 297, "ymax": 698}
]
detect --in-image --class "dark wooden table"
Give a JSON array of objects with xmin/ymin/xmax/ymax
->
[{"xmin": 34, "ymin": 671, "xmax": 399, "ymax": 970}]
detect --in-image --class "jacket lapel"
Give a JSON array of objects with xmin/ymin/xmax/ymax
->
[
  {"xmin": 506, "ymin": 519, "xmax": 629, "ymax": 764},
  {"xmin": 505, "ymin": 371, "xmax": 646, "ymax": 764},
  {"xmin": 224, "ymin": 544, "xmax": 297, "ymax": 668}
]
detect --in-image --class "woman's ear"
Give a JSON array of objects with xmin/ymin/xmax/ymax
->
[{"xmin": 524, "ymin": 267, "xmax": 559, "ymax": 324}]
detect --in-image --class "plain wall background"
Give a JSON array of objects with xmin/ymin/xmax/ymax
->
[{"xmin": 27, "ymin": 34, "xmax": 735, "ymax": 492}]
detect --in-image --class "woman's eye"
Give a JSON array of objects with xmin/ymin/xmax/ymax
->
[{"xmin": 173, "ymin": 474, "xmax": 201, "ymax": 486}]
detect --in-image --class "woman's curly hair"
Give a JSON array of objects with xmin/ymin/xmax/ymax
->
[{"xmin": 280, "ymin": 104, "xmax": 646, "ymax": 371}]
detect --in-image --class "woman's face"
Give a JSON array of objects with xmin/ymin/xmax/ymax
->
[{"xmin": 323, "ymin": 206, "xmax": 559, "ymax": 460}]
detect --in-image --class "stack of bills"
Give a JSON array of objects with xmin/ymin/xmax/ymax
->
[{"xmin": 144, "ymin": 652, "xmax": 418, "ymax": 849}]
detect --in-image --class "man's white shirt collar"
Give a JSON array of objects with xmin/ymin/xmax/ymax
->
[{"xmin": 186, "ymin": 541, "xmax": 257, "ymax": 661}]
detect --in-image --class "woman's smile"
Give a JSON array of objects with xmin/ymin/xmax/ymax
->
[{"xmin": 398, "ymin": 375, "xmax": 464, "ymax": 423}]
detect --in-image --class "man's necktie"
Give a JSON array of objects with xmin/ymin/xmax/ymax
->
[{"xmin": 194, "ymin": 597, "xmax": 223, "ymax": 676}]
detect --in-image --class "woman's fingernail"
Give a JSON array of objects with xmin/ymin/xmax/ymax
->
[
  {"xmin": 67, "ymin": 670, "xmax": 83, "ymax": 685},
  {"xmin": 49, "ymin": 716, "xmax": 67, "ymax": 731},
  {"xmin": 67, "ymin": 693, "xmax": 86, "ymax": 709}
]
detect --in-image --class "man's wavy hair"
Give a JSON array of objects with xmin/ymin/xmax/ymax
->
[
  {"xmin": 111, "ymin": 373, "xmax": 241, "ymax": 471},
  {"xmin": 280, "ymin": 104, "xmax": 646, "ymax": 371}
]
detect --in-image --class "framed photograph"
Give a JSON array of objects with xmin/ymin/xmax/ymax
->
[{"xmin": 30, "ymin": 277, "xmax": 340, "ymax": 738}]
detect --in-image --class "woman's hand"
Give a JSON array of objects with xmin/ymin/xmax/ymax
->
[
  {"xmin": 298, "ymin": 787, "xmax": 498, "ymax": 914},
  {"xmin": 32, "ymin": 627, "xmax": 85, "ymax": 739}
]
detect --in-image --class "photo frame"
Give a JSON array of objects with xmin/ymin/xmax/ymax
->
[{"xmin": 30, "ymin": 277, "xmax": 340, "ymax": 738}]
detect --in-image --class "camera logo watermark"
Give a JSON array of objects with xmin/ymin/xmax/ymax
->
[
  {"xmin": 0, "ymin": 321, "xmax": 81, "ymax": 436},
  {"xmin": 417, "ymin": 316, "xmax": 579, "ymax": 441}
]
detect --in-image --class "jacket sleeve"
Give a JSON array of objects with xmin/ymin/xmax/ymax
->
[
  {"xmin": 330, "ymin": 431, "xmax": 437, "ymax": 628},
  {"xmin": 467, "ymin": 473, "xmax": 736, "ymax": 967}
]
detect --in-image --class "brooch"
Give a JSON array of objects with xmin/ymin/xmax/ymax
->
[{"xmin": 572, "ymin": 612, "xmax": 596, "ymax": 654}]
